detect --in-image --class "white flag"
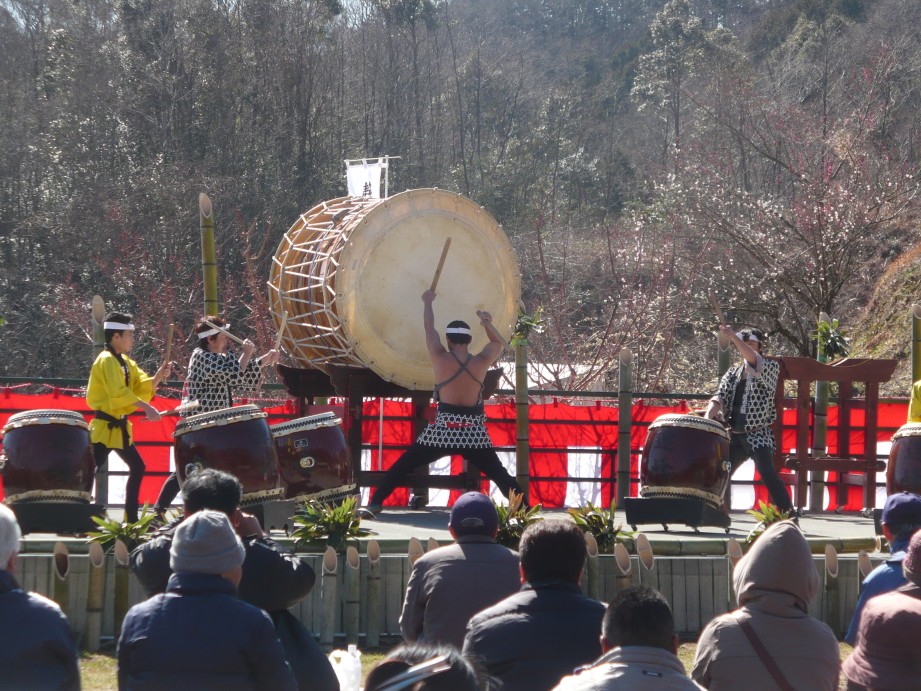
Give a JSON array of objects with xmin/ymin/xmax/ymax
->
[{"xmin": 346, "ymin": 161, "xmax": 384, "ymax": 198}]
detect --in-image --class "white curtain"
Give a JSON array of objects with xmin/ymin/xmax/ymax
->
[{"xmin": 346, "ymin": 161, "xmax": 384, "ymax": 198}]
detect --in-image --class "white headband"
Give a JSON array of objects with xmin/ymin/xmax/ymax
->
[
  {"xmin": 103, "ymin": 321, "xmax": 135, "ymax": 331},
  {"xmin": 736, "ymin": 331, "xmax": 760, "ymax": 344},
  {"xmin": 445, "ymin": 326, "xmax": 471, "ymax": 336},
  {"xmin": 197, "ymin": 322, "xmax": 229, "ymax": 340}
]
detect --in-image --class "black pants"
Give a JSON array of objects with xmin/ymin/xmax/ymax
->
[
  {"xmin": 728, "ymin": 436, "xmax": 793, "ymax": 512},
  {"xmin": 370, "ymin": 442, "xmax": 523, "ymax": 507},
  {"xmin": 154, "ymin": 472, "xmax": 181, "ymax": 513},
  {"xmin": 93, "ymin": 442, "xmax": 146, "ymax": 523}
]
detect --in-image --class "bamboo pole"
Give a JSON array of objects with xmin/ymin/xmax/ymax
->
[
  {"xmin": 858, "ymin": 550, "xmax": 874, "ymax": 579},
  {"xmin": 408, "ymin": 537, "xmax": 424, "ymax": 566},
  {"xmin": 515, "ymin": 339, "xmax": 530, "ymax": 502},
  {"xmin": 825, "ymin": 544, "xmax": 841, "ymax": 637},
  {"xmin": 616, "ymin": 348, "xmax": 633, "ymax": 505},
  {"xmin": 200, "ymin": 193, "xmax": 218, "ymax": 315},
  {"xmin": 727, "ymin": 538, "xmax": 744, "ymax": 569},
  {"xmin": 583, "ymin": 533, "xmax": 601, "ymax": 601},
  {"xmin": 811, "ymin": 311, "xmax": 831, "ymax": 511},
  {"xmin": 52, "ymin": 542, "xmax": 70, "ymax": 627},
  {"xmin": 426, "ymin": 537, "xmax": 439, "ymax": 552},
  {"xmin": 913, "ymin": 304, "xmax": 921, "ymax": 386},
  {"xmin": 635, "ymin": 533, "xmax": 654, "ymax": 589},
  {"xmin": 114, "ymin": 540, "xmax": 131, "ymax": 638},
  {"xmin": 320, "ymin": 547, "xmax": 338, "ymax": 648},
  {"xmin": 92, "ymin": 296, "xmax": 108, "ymax": 506},
  {"xmin": 84, "ymin": 542, "xmax": 105, "ymax": 652},
  {"xmin": 613, "ymin": 541, "xmax": 633, "ymax": 594},
  {"xmin": 343, "ymin": 546, "xmax": 360, "ymax": 645},
  {"xmin": 365, "ymin": 540, "xmax": 382, "ymax": 648}
]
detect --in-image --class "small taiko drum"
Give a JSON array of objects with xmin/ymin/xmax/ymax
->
[
  {"xmin": 640, "ymin": 414, "xmax": 731, "ymax": 509},
  {"xmin": 174, "ymin": 404, "xmax": 282, "ymax": 503},
  {"xmin": 0, "ymin": 409, "xmax": 94, "ymax": 503},
  {"xmin": 888, "ymin": 423, "xmax": 921, "ymax": 494},
  {"xmin": 270, "ymin": 413, "xmax": 355, "ymax": 501}
]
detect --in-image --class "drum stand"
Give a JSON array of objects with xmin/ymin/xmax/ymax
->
[
  {"xmin": 624, "ymin": 496, "xmax": 731, "ymax": 534},
  {"xmin": 9, "ymin": 501, "xmax": 105, "ymax": 535}
]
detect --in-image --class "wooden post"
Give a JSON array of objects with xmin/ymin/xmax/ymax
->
[
  {"xmin": 913, "ymin": 304, "xmax": 921, "ymax": 386},
  {"xmin": 616, "ymin": 348, "xmax": 633, "ymax": 505},
  {"xmin": 515, "ymin": 340, "xmax": 530, "ymax": 502},
  {"xmin": 343, "ymin": 546, "xmax": 360, "ymax": 645},
  {"xmin": 365, "ymin": 540, "xmax": 382, "ymax": 647},
  {"xmin": 199, "ymin": 193, "xmax": 218, "ymax": 315},
  {"xmin": 825, "ymin": 544, "xmax": 841, "ymax": 636},
  {"xmin": 584, "ymin": 532, "xmax": 601, "ymax": 601},
  {"xmin": 613, "ymin": 541, "xmax": 632, "ymax": 594},
  {"xmin": 52, "ymin": 542, "xmax": 70, "ymax": 627},
  {"xmin": 320, "ymin": 547, "xmax": 338, "ymax": 648},
  {"xmin": 811, "ymin": 312, "xmax": 831, "ymax": 511},
  {"xmin": 114, "ymin": 540, "xmax": 131, "ymax": 638},
  {"xmin": 92, "ymin": 296, "xmax": 107, "ymax": 506},
  {"xmin": 84, "ymin": 542, "xmax": 105, "ymax": 652}
]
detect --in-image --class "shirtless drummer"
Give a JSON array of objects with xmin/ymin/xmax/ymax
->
[{"xmin": 366, "ymin": 289, "xmax": 524, "ymax": 514}]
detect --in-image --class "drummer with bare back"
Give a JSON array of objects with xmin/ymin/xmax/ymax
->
[{"xmin": 366, "ymin": 289, "xmax": 524, "ymax": 514}]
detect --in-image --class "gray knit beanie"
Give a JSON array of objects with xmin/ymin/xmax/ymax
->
[{"xmin": 170, "ymin": 510, "xmax": 245, "ymax": 575}]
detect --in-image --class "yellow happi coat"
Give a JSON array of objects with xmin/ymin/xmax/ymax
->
[{"xmin": 86, "ymin": 349, "xmax": 155, "ymax": 448}]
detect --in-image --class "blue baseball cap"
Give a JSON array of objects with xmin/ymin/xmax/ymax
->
[
  {"xmin": 882, "ymin": 492, "xmax": 921, "ymax": 527},
  {"xmin": 449, "ymin": 492, "xmax": 498, "ymax": 536}
]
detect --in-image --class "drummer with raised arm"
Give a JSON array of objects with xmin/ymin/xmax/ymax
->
[
  {"xmin": 366, "ymin": 290, "xmax": 524, "ymax": 514},
  {"xmin": 153, "ymin": 316, "xmax": 280, "ymax": 516},
  {"xmin": 704, "ymin": 325, "xmax": 794, "ymax": 515},
  {"xmin": 87, "ymin": 312, "xmax": 171, "ymax": 523}
]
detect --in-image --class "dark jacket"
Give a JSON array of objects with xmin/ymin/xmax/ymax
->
[
  {"xmin": 0, "ymin": 569, "xmax": 81, "ymax": 691},
  {"xmin": 117, "ymin": 572, "xmax": 297, "ymax": 691},
  {"xmin": 463, "ymin": 580, "xmax": 606, "ymax": 691},
  {"xmin": 131, "ymin": 520, "xmax": 338, "ymax": 691},
  {"xmin": 400, "ymin": 534, "xmax": 520, "ymax": 649}
]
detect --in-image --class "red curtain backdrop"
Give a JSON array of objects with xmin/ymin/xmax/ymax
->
[{"xmin": 0, "ymin": 391, "xmax": 909, "ymax": 509}]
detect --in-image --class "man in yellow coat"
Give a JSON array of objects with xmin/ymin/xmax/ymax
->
[{"xmin": 87, "ymin": 312, "xmax": 171, "ymax": 522}]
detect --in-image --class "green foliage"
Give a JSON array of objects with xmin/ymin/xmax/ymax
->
[
  {"xmin": 291, "ymin": 496, "xmax": 372, "ymax": 552},
  {"xmin": 567, "ymin": 499, "xmax": 635, "ymax": 554},
  {"xmin": 86, "ymin": 504, "xmax": 158, "ymax": 552},
  {"xmin": 494, "ymin": 490, "xmax": 543, "ymax": 549},
  {"xmin": 813, "ymin": 317, "xmax": 850, "ymax": 360},
  {"xmin": 745, "ymin": 501, "xmax": 793, "ymax": 545},
  {"xmin": 511, "ymin": 307, "xmax": 546, "ymax": 347}
]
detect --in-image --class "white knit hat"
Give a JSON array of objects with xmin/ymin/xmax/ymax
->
[{"xmin": 170, "ymin": 510, "xmax": 245, "ymax": 575}]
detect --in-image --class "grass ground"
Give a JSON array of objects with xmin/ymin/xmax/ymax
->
[{"xmin": 81, "ymin": 641, "xmax": 855, "ymax": 690}]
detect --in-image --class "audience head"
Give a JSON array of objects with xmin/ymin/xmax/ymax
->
[
  {"xmin": 881, "ymin": 492, "xmax": 921, "ymax": 543},
  {"xmin": 364, "ymin": 642, "xmax": 485, "ymax": 691},
  {"xmin": 445, "ymin": 320, "xmax": 472, "ymax": 346},
  {"xmin": 602, "ymin": 585, "xmax": 677, "ymax": 654},
  {"xmin": 0, "ymin": 504, "xmax": 22, "ymax": 570},
  {"xmin": 170, "ymin": 510, "xmax": 245, "ymax": 584},
  {"xmin": 519, "ymin": 519, "xmax": 586, "ymax": 584},
  {"xmin": 902, "ymin": 529, "xmax": 921, "ymax": 586},
  {"xmin": 449, "ymin": 492, "xmax": 499, "ymax": 539},
  {"xmin": 182, "ymin": 468, "xmax": 243, "ymax": 516}
]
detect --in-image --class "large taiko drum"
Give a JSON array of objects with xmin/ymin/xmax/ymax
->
[
  {"xmin": 268, "ymin": 189, "xmax": 521, "ymax": 390},
  {"xmin": 0, "ymin": 409, "xmax": 94, "ymax": 503},
  {"xmin": 640, "ymin": 414, "xmax": 731, "ymax": 509},
  {"xmin": 270, "ymin": 413, "xmax": 355, "ymax": 501},
  {"xmin": 173, "ymin": 404, "xmax": 282, "ymax": 503},
  {"xmin": 888, "ymin": 423, "xmax": 921, "ymax": 494}
]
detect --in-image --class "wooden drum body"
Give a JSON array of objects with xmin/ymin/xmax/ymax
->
[
  {"xmin": 0, "ymin": 409, "xmax": 94, "ymax": 503},
  {"xmin": 270, "ymin": 413, "xmax": 355, "ymax": 501},
  {"xmin": 173, "ymin": 405, "xmax": 282, "ymax": 503},
  {"xmin": 888, "ymin": 423, "xmax": 921, "ymax": 494},
  {"xmin": 640, "ymin": 414, "xmax": 731, "ymax": 509},
  {"xmin": 268, "ymin": 189, "xmax": 520, "ymax": 390}
]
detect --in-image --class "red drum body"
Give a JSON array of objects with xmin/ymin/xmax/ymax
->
[
  {"xmin": 640, "ymin": 414, "xmax": 731, "ymax": 509},
  {"xmin": 271, "ymin": 413, "xmax": 355, "ymax": 501},
  {"xmin": 887, "ymin": 423, "xmax": 921, "ymax": 495},
  {"xmin": 174, "ymin": 405, "xmax": 282, "ymax": 503},
  {"xmin": 0, "ymin": 410, "xmax": 94, "ymax": 503}
]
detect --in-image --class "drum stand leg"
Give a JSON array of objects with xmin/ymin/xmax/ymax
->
[
  {"xmin": 9, "ymin": 502, "xmax": 105, "ymax": 535},
  {"xmin": 624, "ymin": 496, "xmax": 732, "ymax": 534}
]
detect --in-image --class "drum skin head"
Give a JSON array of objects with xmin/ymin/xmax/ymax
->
[{"xmin": 271, "ymin": 189, "xmax": 520, "ymax": 390}]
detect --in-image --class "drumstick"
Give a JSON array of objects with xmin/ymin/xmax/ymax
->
[
  {"xmin": 274, "ymin": 310, "xmax": 287, "ymax": 351},
  {"xmin": 708, "ymin": 291, "xmax": 727, "ymax": 327},
  {"xmin": 429, "ymin": 238, "xmax": 452, "ymax": 292},
  {"xmin": 165, "ymin": 322, "xmax": 175, "ymax": 362},
  {"xmin": 201, "ymin": 319, "xmax": 246, "ymax": 346},
  {"xmin": 158, "ymin": 400, "xmax": 200, "ymax": 417}
]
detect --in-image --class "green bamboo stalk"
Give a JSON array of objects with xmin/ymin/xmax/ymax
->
[
  {"xmin": 199, "ymin": 193, "xmax": 218, "ymax": 316},
  {"xmin": 811, "ymin": 312, "xmax": 831, "ymax": 511},
  {"xmin": 84, "ymin": 542, "xmax": 106, "ymax": 652},
  {"xmin": 613, "ymin": 541, "xmax": 632, "ymax": 594},
  {"xmin": 114, "ymin": 539, "xmax": 131, "ymax": 638},
  {"xmin": 583, "ymin": 532, "xmax": 601, "ymax": 601},
  {"xmin": 52, "ymin": 542, "xmax": 70, "ymax": 626},
  {"xmin": 825, "ymin": 544, "xmax": 841, "ymax": 636},
  {"xmin": 343, "ymin": 546, "xmax": 360, "ymax": 645},
  {"xmin": 616, "ymin": 348, "xmax": 633, "ymax": 505},
  {"xmin": 515, "ymin": 341, "xmax": 530, "ymax": 502},
  {"xmin": 365, "ymin": 540, "xmax": 382, "ymax": 647},
  {"xmin": 91, "ymin": 295, "xmax": 108, "ymax": 506},
  {"xmin": 319, "ymin": 547, "xmax": 338, "ymax": 649}
]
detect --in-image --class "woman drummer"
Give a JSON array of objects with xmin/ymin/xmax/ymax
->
[
  {"xmin": 153, "ymin": 317, "xmax": 280, "ymax": 516},
  {"xmin": 704, "ymin": 325, "xmax": 795, "ymax": 514}
]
